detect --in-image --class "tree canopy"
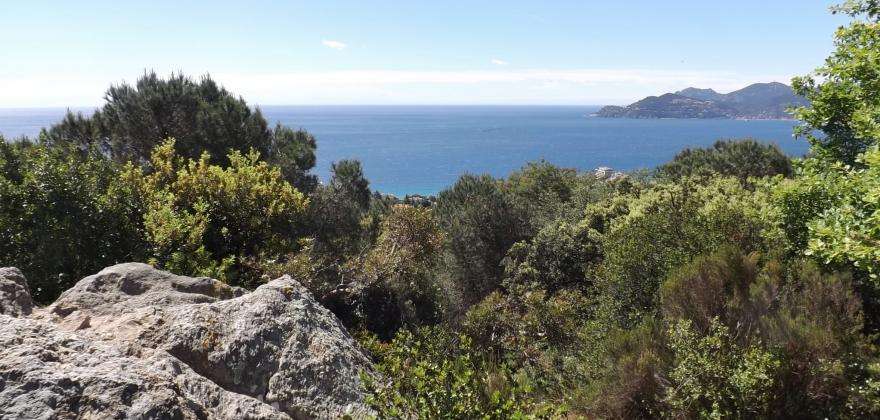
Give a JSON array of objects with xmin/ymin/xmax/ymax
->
[{"xmin": 43, "ymin": 72, "xmax": 318, "ymax": 192}]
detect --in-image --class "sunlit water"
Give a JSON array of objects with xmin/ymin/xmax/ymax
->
[{"xmin": 0, "ymin": 105, "xmax": 806, "ymax": 196}]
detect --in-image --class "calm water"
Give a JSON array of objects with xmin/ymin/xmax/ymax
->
[{"xmin": 0, "ymin": 106, "xmax": 806, "ymax": 196}]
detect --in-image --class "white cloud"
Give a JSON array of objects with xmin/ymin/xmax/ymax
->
[
  {"xmin": 322, "ymin": 40, "xmax": 347, "ymax": 50},
  {"xmin": 212, "ymin": 69, "xmax": 795, "ymax": 105},
  {"xmin": 491, "ymin": 58, "xmax": 509, "ymax": 66},
  {"xmin": 0, "ymin": 68, "xmax": 796, "ymax": 107}
]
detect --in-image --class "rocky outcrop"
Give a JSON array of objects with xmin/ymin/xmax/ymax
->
[
  {"xmin": 0, "ymin": 315, "xmax": 285, "ymax": 419},
  {"xmin": 0, "ymin": 264, "xmax": 374, "ymax": 419},
  {"xmin": 0, "ymin": 267, "xmax": 33, "ymax": 316}
]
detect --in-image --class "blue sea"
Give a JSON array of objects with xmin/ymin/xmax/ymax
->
[{"xmin": 0, "ymin": 106, "xmax": 806, "ymax": 196}]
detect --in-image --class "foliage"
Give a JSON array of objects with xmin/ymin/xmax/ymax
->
[
  {"xmin": 596, "ymin": 177, "xmax": 773, "ymax": 326},
  {"xmin": 42, "ymin": 72, "xmax": 317, "ymax": 185},
  {"xmin": 268, "ymin": 124, "xmax": 319, "ymax": 193},
  {"xmin": 575, "ymin": 320, "xmax": 669, "ymax": 418},
  {"xmin": 503, "ymin": 161, "xmax": 578, "ymax": 233},
  {"xmin": 502, "ymin": 220, "xmax": 600, "ymax": 293},
  {"xmin": 308, "ymin": 159, "xmax": 373, "ymax": 258},
  {"xmin": 356, "ymin": 205, "xmax": 445, "ymax": 339},
  {"xmin": 658, "ymin": 139, "xmax": 793, "ymax": 184},
  {"xmin": 361, "ymin": 327, "xmax": 548, "ymax": 419},
  {"xmin": 664, "ymin": 318, "xmax": 780, "ymax": 419},
  {"xmin": 804, "ymin": 147, "xmax": 880, "ymax": 280},
  {"xmin": 462, "ymin": 286, "xmax": 593, "ymax": 406},
  {"xmin": 129, "ymin": 139, "xmax": 307, "ymax": 286},
  {"xmin": 0, "ymin": 138, "xmax": 146, "ymax": 302},
  {"xmin": 792, "ymin": 1, "xmax": 880, "ymax": 164},
  {"xmin": 658, "ymin": 247, "xmax": 879, "ymax": 418},
  {"xmin": 435, "ymin": 174, "xmax": 525, "ymax": 310},
  {"xmin": 770, "ymin": 146, "xmax": 880, "ymax": 329}
]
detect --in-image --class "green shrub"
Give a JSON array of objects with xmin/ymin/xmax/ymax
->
[
  {"xmin": 42, "ymin": 72, "xmax": 317, "ymax": 188},
  {"xmin": 357, "ymin": 204, "xmax": 445, "ymax": 339},
  {"xmin": 435, "ymin": 174, "xmax": 525, "ymax": 309},
  {"xmin": 664, "ymin": 318, "xmax": 780, "ymax": 419},
  {"xmin": 128, "ymin": 139, "xmax": 308, "ymax": 286},
  {"xmin": 659, "ymin": 247, "xmax": 880, "ymax": 417},
  {"xmin": 0, "ymin": 139, "xmax": 146, "ymax": 302},
  {"xmin": 658, "ymin": 139, "xmax": 793, "ymax": 184},
  {"xmin": 596, "ymin": 177, "xmax": 773, "ymax": 326},
  {"xmin": 502, "ymin": 220, "xmax": 601, "ymax": 293},
  {"xmin": 361, "ymin": 327, "xmax": 548, "ymax": 419}
]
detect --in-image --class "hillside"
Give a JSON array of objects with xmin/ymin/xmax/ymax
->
[
  {"xmin": 597, "ymin": 82, "xmax": 809, "ymax": 119},
  {"xmin": 676, "ymin": 87, "xmax": 725, "ymax": 102}
]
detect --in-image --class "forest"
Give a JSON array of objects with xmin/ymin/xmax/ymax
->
[{"xmin": 2, "ymin": 2, "xmax": 880, "ymax": 418}]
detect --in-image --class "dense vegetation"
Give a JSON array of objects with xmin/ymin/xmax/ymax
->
[{"xmin": 2, "ymin": 2, "xmax": 880, "ymax": 418}]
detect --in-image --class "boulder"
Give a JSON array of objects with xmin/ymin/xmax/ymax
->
[
  {"xmin": 139, "ymin": 278, "xmax": 373, "ymax": 419},
  {"xmin": 0, "ymin": 267, "xmax": 33, "ymax": 317},
  {"xmin": 1, "ymin": 264, "xmax": 374, "ymax": 419},
  {"xmin": 0, "ymin": 314, "xmax": 287, "ymax": 419}
]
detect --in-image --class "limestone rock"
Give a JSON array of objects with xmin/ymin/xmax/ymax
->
[
  {"xmin": 0, "ymin": 314, "xmax": 288, "ymax": 420},
  {"xmin": 142, "ymin": 277, "xmax": 373, "ymax": 419},
  {"xmin": 0, "ymin": 267, "xmax": 33, "ymax": 317},
  {"xmin": 1, "ymin": 264, "xmax": 374, "ymax": 419}
]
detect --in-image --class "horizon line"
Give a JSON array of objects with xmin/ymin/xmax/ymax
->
[{"xmin": 0, "ymin": 103, "xmax": 620, "ymax": 111}]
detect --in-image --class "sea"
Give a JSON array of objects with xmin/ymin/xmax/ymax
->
[{"xmin": 0, "ymin": 105, "xmax": 806, "ymax": 196}]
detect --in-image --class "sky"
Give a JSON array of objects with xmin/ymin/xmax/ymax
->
[{"xmin": 0, "ymin": 0, "xmax": 850, "ymax": 107}]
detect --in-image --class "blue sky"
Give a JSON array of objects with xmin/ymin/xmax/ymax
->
[{"xmin": 1, "ymin": 0, "xmax": 849, "ymax": 107}]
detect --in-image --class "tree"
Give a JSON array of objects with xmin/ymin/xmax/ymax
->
[
  {"xmin": 792, "ymin": 1, "xmax": 880, "ymax": 164},
  {"xmin": 268, "ymin": 124, "xmax": 319, "ymax": 193},
  {"xmin": 329, "ymin": 159, "xmax": 371, "ymax": 209},
  {"xmin": 503, "ymin": 161, "xmax": 578, "ymax": 233},
  {"xmin": 595, "ymin": 177, "xmax": 773, "ymax": 326},
  {"xmin": 42, "ymin": 72, "xmax": 317, "ymax": 187},
  {"xmin": 658, "ymin": 139, "xmax": 793, "ymax": 184},
  {"xmin": 435, "ymin": 174, "xmax": 525, "ymax": 309},
  {"xmin": 357, "ymin": 205, "xmax": 445, "ymax": 339},
  {"xmin": 0, "ymin": 138, "xmax": 146, "ymax": 302},
  {"xmin": 308, "ymin": 159, "xmax": 373, "ymax": 258},
  {"xmin": 128, "ymin": 139, "xmax": 308, "ymax": 287}
]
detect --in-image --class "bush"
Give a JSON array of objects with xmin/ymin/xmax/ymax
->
[
  {"xmin": 435, "ymin": 174, "xmax": 525, "ymax": 310},
  {"xmin": 596, "ymin": 177, "xmax": 773, "ymax": 326},
  {"xmin": 42, "ymin": 72, "xmax": 317, "ymax": 188},
  {"xmin": 128, "ymin": 139, "xmax": 308, "ymax": 286},
  {"xmin": 463, "ymin": 286, "xmax": 592, "ymax": 404},
  {"xmin": 658, "ymin": 247, "xmax": 880, "ymax": 417},
  {"xmin": 664, "ymin": 318, "xmax": 780, "ymax": 418},
  {"xmin": 361, "ymin": 327, "xmax": 547, "ymax": 419},
  {"xmin": 658, "ymin": 139, "xmax": 793, "ymax": 184},
  {"xmin": 575, "ymin": 320, "xmax": 668, "ymax": 418},
  {"xmin": 502, "ymin": 220, "xmax": 601, "ymax": 294},
  {"xmin": 357, "ymin": 204, "xmax": 445, "ymax": 339},
  {"xmin": 0, "ymin": 139, "xmax": 146, "ymax": 302}
]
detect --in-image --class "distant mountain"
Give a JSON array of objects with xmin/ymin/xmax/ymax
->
[
  {"xmin": 596, "ymin": 82, "xmax": 809, "ymax": 119},
  {"xmin": 595, "ymin": 93, "xmax": 735, "ymax": 119},
  {"xmin": 675, "ymin": 87, "xmax": 725, "ymax": 102}
]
